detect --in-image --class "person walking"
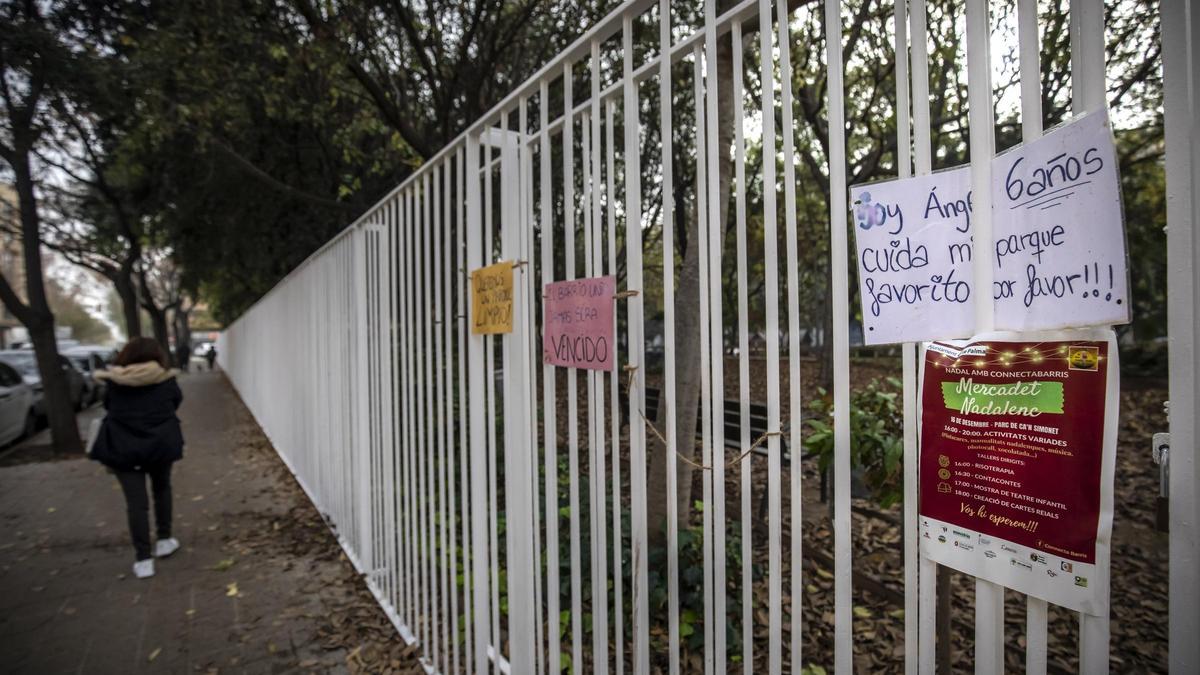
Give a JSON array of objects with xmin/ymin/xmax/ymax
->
[
  {"xmin": 204, "ymin": 344, "xmax": 217, "ymax": 371},
  {"xmin": 90, "ymin": 337, "xmax": 185, "ymax": 579}
]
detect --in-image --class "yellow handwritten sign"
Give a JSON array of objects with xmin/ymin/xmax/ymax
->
[{"xmin": 470, "ymin": 261, "xmax": 514, "ymax": 335}]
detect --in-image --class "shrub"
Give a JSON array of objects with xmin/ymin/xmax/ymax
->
[{"xmin": 803, "ymin": 377, "xmax": 904, "ymax": 508}]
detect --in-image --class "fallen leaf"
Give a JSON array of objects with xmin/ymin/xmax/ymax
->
[
  {"xmin": 212, "ymin": 558, "xmax": 236, "ymax": 572},
  {"xmin": 226, "ymin": 582, "xmax": 239, "ymax": 597},
  {"xmin": 46, "ymin": 507, "xmax": 56, "ymax": 513},
  {"xmin": 148, "ymin": 647, "xmax": 162, "ymax": 662}
]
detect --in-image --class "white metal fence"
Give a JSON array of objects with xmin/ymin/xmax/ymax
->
[{"xmin": 220, "ymin": 0, "xmax": 1199, "ymax": 672}]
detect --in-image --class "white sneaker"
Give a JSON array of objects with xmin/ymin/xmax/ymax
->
[
  {"xmin": 154, "ymin": 537, "xmax": 180, "ymax": 558},
  {"xmin": 133, "ymin": 559, "xmax": 155, "ymax": 579}
]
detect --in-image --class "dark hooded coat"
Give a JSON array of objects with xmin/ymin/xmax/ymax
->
[{"xmin": 90, "ymin": 362, "xmax": 184, "ymax": 471}]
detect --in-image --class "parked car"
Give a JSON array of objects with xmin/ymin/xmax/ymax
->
[
  {"xmin": 64, "ymin": 348, "xmax": 111, "ymax": 407},
  {"xmin": 0, "ymin": 361, "xmax": 36, "ymax": 445},
  {"xmin": 68, "ymin": 344, "xmax": 116, "ymax": 364},
  {"xmin": 0, "ymin": 350, "xmax": 86, "ymax": 416}
]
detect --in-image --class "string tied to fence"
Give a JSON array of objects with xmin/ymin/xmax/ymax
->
[
  {"xmin": 613, "ymin": 289, "xmax": 639, "ymax": 300},
  {"xmin": 623, "ymin": 363, "xmax": 786, "ymax": 471}
]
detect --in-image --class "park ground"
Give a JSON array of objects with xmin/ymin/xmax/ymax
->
[{"xmin": 0, "ymin": 370, "xmax": 420, "ymax": 674}]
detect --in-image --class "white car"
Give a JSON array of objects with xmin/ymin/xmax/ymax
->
[{"xmin": 0, "ymin": 360, "xmax": 36, "ymax": 445}]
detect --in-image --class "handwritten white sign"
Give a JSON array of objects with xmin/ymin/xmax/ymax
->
[
  {"xmin": 850, "ymin": 167, "xmax": 976, "ymax": 344},
  {"xmin": 991, "ymin": 108, "xmax": 1129, "ymax": 330},
  {"xmin": 851, "ymin": 110, "xmax": 1129, "ymax": 344}
]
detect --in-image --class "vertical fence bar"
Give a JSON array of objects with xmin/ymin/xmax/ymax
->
[
  {"xmin": 457, "ymin": 146, "xmax": 475, "ymax": 675},
  {"xmin": 467, "ymin": 132, "xmax": 491, "ymax": 675},
  {"xmin": 539, "ymin": 77, "xmax": 562, "ymax": 675},
  {"xmin": 1016, "ymin": 1, "xmax": 1050, "ymax": 671},
  {"xmin": 501, "ymin": 123, "xmax": 537, "ymax": 675},
  {"xmin": 731, "ymin": 19, "xmax": 753, "ymax": 675},
  {"xmin": 435, "ymin": 167, "xmax": 452, "ymax": 675},
  {"xmin": 589, "ymin": 40, "xmax": 610, "ymax": 674},
  {"xmin": 823, "ymin": 0, "xmax": 853, "ymax": 669},
  {"xmin": 562, "ymin": 58, "xmax": 585, "ymax": 675},
  {"xmin": 424, "ymin": 174, "xmax": 441, "ymax": 668},
  {"xmin": 1163, "ymin": 1, "xmax": 1199, "ymax": 672},
  {"xmin": 405, "ymin": 206, "xmax": 418, "ymax": 646},
  {"xmin": 606, "ymin": 94, "xmax": 627, "ymax": 675},
  {"xmin": 890, "ymin": 0, "xmax": 921, "ymax": 673},
  {"xmin": 624, "ymin": 13, "xmax": 650, "ymax": 675},
  {"xmin": 1070, "ymin": 0, "xmax": 1105, "ymax": 115},
  {"xmin": 908, "ymin": 1, "xmax": 938, "ymax": 671},
  {"xmin": 387, "ymin": 202, "xmax": 400, "ymax": 622},
  {"xmin": 443, "ymin": 158, "xmax": 461, "ymax": 675},
  {"xmin": 776, "ymin": 1, "xmax": 804, "ymax": 668},
  {"xmin": 757, "ymin": 0, "xmax": 783, "ymax": 671},
  {"xmin": 484, "ymin": 127, "xmax": 503, "ymax": 673},
  {"xmin": 965, "ymin": 1, "xmax": 1005, "ymax": 672},
  {"xmin": 520, "ymin": 94, "xmax": 546, "ymax": 675},
  {"xmin": 419, "ymin": 187, "xmax": 432, "ymax": 655},
  {"xmin": 703, "ymin": 1, "xmax": 728, "ymax": 667},
  {"xmin": 581, "ymin": 100, "xmax": 597, "ymax": 675},
  {"xmin": 412, "ymin": 189, "xmax": 425, "ymax": 650},
  {"xmin": 658, "ymin": 2, "xmax": 680, "ymax": 671},
  {"xmin": 693, "ymin": 41, "xmax": 714, "ymax": 675},
  {"xmin": 1071, "ymin": 0, "xmax": 1111, "ymax": 667},
  {"xmin": 356, "ymin": 223, "xmax": 373, "ymax": 590}
]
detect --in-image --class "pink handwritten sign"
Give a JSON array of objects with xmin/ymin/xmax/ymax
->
[{"xmin": 543, "ymin": 276, "xmax": 616, "ymax": 371}]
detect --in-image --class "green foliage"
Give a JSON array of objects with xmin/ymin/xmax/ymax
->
[
  {"xmin": 804, "ymin": 377, "xmax": 904, "ymax": 508},
  {"xmin": 647, "ymin": 520, "xmax": 749, "ymax": 655}
]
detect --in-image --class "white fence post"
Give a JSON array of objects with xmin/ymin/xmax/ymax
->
[{"xmin": 1164, "ymin": 0, "xmax": 1199, "ymax": 671}]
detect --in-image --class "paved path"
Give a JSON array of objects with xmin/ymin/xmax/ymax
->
[{"xmin": 0, "ymin": 370, "xmax": 416, "ymax": 674}]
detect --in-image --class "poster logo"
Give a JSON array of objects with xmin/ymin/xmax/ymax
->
[{"xmin": 1068, "ymin": 345, "xmax": 1099, "ymax": 371}]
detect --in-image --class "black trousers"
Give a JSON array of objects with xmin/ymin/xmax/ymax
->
[{"xmin": 114, "ymin": 463, "xmax": 173, "ymax": 561}]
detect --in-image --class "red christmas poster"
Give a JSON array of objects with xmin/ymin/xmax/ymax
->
[{"xmin": 919, "ymin": 329, "xmax": 1118, "ymax": 615}]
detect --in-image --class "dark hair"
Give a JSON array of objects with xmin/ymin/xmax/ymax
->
[{"xmin": 114, "ymin": 337, "xmax": 169, "ymax": 368}]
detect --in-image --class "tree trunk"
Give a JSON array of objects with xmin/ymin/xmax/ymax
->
[
  {"xmin": 647, "ymin": 29, "xmax": 736, "ymax": 548},
  {"xmin": 29, "ymin": 318, "xmax": 81, "ymax": 447},
  {"xmin": 0, "ymin": 141, "xmax": 82, "ymax": 452},
  {"xmin": 172, "ymin": 307, "xmax": 192, "ymax": 371},
  {"xmin": 114, "ymin": 264, "xmax": 142, "ymax": 340},
  {"xmin": 138, "ymin": 270, "xmax": 171, "ymax": 353},
  {"xmin": 147, "ymin": 305, "xmax": 170, "ymax": 353}
]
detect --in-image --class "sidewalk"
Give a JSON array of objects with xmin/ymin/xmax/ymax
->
[{"xmin": 0, "ymin": 370, "xmax": 420, "ymax": 674}]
